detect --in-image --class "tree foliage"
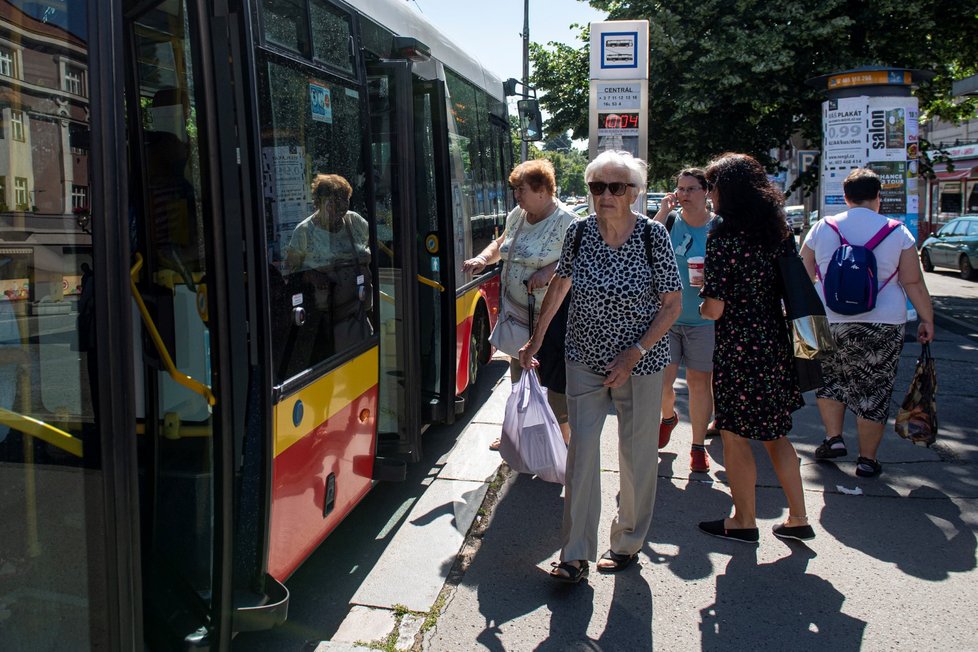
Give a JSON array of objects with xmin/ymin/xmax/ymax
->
[{"xmin": 531, "ymin": 0, "xmax": 978, "ymax": 183}]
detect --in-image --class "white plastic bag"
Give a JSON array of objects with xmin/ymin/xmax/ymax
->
[{"xmin": 499, "ymin": 369, "xmax": 567, "ymax": 484}]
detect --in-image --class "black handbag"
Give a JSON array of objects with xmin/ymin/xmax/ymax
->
[{"xmin": 777, "ymin": 245, "xmax": 834, "ymax": 392}]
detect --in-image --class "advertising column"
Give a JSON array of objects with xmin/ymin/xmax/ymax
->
[
  {"xmin": 589, "ymin": 21, "xmax": 649, "ymax": 211},
  {"xmin": 810, "ymin": 67, "xmax": 933, "ymax": 319},
  {"xmin": 814, "ymin": 69, "xmax": 929, "ymax": 239}
]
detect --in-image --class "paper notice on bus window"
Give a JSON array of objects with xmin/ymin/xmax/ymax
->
[
  {"xmin": 0, "ymin": 278, "xmax": 29, "ymax": 301},
  {"xmin": 309, "ymin": 82, "xmax": 332, "ymax": 124}
]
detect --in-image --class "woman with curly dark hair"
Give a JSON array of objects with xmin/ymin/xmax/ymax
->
[{"xmin": 696, "ymin": 153, "xmax": 813, "ymax": 543}]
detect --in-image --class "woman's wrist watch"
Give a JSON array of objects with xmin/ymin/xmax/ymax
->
[{"xmin": 634, "ymin": 341, "xmax": 649, "ymax": 357}]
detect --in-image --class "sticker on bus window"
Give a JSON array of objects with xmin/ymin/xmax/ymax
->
[
  {"xmin": 292, "ymin": 293, "xmax": 303, "ymax": 307},
  {"xmin": 309, "ymin": 83, "xmax": 332, "ymax": 124},
  {"xmin": 0, "ymin": 278, "xmax": 29, "ymax": 301}
]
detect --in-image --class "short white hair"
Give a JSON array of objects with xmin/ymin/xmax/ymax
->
[{"xmin": 584, "ymin": 150, "xmax": 647, "ymax": 188}]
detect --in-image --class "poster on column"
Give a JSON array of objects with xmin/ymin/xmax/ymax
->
[
  {"xmin": 866, "ymin": 96, "xmax": 919, "ymax": 238},
  {"xmin": 820, "ymin": 97, "xmax": 867, "ymax": 217}
]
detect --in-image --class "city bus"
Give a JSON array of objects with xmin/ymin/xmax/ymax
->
[{"xmin": 0, "ymin": 0, "xmax": 512, "ymax": 648}]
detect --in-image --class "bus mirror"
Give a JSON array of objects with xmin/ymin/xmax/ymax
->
[{"xmin": 517, "ymin": 99, "xmax": 543, "ymax": 142}]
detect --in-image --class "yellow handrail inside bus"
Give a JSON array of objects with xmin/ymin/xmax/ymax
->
[
  {"xmin": 0, "ymin": 407, "xmax": 82, "ymax": 457},
  {"xmin": 130, "ymin": 254, "xmax": 217, "ymax": 407},
  {"xmin": 417, "ymin": 275, "xmax": 445, "ymax": 292}
]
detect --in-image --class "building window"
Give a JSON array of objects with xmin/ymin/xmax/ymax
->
[
  {"xmin": 14, "ymin": 177, "xmax": 28, "ymax": 210},
  {"xmin": 10, "ymin": 110, "xmax": 25, "ymax": 141},
  {"xmin": 71, "ymin": 184, "xmax": 87, "ymax": 211},
  {"xmin": 64, "ymin": 65, "xmax": 84, "ymax": 96},
  {"xmin": 0, "ymin": 177, "xmax": 6, "ymax": 210},
  {"xmin": 0, "ymin": 47, "xmax": 14, "ymax": 78}
]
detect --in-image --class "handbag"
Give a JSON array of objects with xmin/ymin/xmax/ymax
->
[
  {"xmin": 894, "ymin": 343, "xmax": 938, "ymax": 446},
  {"xmin": 489, "ymin": 215, "xmax": 532, "ymax": 357},
  {"xmin": 778, "ymin": 252, "xmax": 836, "ymax": 361},
  {"xmin": 499, "ymin": 368, "xmax": 567, "ymax": 484}
]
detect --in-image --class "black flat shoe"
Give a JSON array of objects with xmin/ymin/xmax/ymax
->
[
  {"xmin": 773, "ymin": 523, "xmax": 816, "ymax": 541},
  {"xmin": 550, "ymin": 560, "xmax": 589, "ymax": 584},
  {"xmin": 597, "ymin": 549, "xmax": 638, "ymax": 573},
  {"xmin": 698, "ymin": 519, "xmax": 759, "ymax": 544}
]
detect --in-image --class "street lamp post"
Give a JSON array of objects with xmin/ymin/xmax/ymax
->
[{"xmin": 521, "ymin": 0, "xmax": 529, "ymax": 162}]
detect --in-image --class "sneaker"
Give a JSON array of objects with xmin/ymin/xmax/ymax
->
[
  {"xmin": 659, "ymin": 413, "xmax": 678, "ymax": 449},
  {"xmin": 690, "ymin": 448, "xmax": 710, "ymax": 473},
  {"xmin": 815, "ymin": 434, "xmax": 847, "ymax": 460}
]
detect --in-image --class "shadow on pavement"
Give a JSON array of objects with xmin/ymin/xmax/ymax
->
[
  {"xmin": 700, "ymin": 546, "xmax": 867, "ymax": 651},
  {"xmin": 816, "ymin": 482, "xmax": 977, "ymax": 581}
]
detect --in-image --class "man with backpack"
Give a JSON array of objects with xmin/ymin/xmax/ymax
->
[{"xmin": 800, "ymin": 168, "xmax": 934, "ymax": 478}]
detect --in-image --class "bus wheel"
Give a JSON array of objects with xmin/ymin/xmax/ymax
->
[{"xmin": 475, "ymin": 307, "xmax": 492, "ymax": 364}]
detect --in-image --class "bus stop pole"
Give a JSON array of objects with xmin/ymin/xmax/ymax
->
[{"xmin": 521, "ymin": 0, "xmax": 529, "ymax": 162}]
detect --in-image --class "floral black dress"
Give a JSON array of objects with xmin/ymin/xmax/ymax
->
[{"xmin": 701, "ymin": 231, "xmax": 803, "ymax": 440}]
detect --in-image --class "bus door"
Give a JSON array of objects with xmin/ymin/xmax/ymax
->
[
  {"xmin": 367, "ymin": 60, "xmax": 424, "ymax": 459},
  {"xmin": 367, "ymin": 66, "xmax": 457, "ymax": 459},
  {"xmin": 124, "ymin": 0, "xmax": 257, "ymax": 646},
  {"xmin": 412, "ymin": 78, "xmax": 458, "ymax": 425}
]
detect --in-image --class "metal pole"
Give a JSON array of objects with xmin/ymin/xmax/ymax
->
[{"xmin": 521, "ymin": 0, "xmax": 529, "ymax": 162}]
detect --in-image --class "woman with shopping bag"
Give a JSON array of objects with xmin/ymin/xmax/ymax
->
[
  {"xmin": 462, "ymin": 159, "xmax": 576, "ymax": 449},
  {"xmin": 521, "ymin": 150, "xmax": 681, "ymax": 583}
]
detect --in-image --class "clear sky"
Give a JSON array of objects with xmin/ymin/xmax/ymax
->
[{"xmin": 405, "ymin": 0, "xmax": 607, "ymax": 83}]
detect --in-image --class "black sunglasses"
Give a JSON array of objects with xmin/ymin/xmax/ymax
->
[{"xmin": 587, "ymin": 181, "xmax": 636, "ymax": 196}]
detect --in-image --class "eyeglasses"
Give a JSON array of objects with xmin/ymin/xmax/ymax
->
[
  {"xmin": 587, "ymin": 181, "xmax": 636, "ymax": 196},
  {"xmin": 676, "ymin": 185, "xmax": 705, "ymax": 194}
]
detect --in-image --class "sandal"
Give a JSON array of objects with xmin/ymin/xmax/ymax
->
[
  {"xmin": 815, "ymin": 435, "xmax": 847, "ymax": 460},
  {"xmin": 489, "ymin": 438, "xmax": 501, "ymax": 451},
  {"xmin": 550, "ymin": 560, "xmax": 589, "ymax": 584},
  {"xmin": 597, "ymin": 549, "xmax": 638, "ymax": 573},
  {"xmin": 855, "ymin": 456, "xmax": 882, "ymax": 478}
]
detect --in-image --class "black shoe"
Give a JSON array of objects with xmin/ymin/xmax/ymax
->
[
  {"xmin": 773, "ymin": 523, "xmax": 816, "ymax": 541},
  {"xmin": 815, "ymin": 434, "xmax": 847, "ymax": 460},
  {"xmin": 698, "ymin": 519, "xmax": 759, "ymax": 544},
  {"xmin": 855, "ymin": 456, "xmax": 882, "ymax": 478}
]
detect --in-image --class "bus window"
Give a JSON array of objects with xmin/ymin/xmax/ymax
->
[
  {"xmin": 257, "ymin": 57, "xmax": 374, "ymax": 384},
  {"xmin": 261, "ymin": 0, "xmax": 310, "ymax": 55},
  {"xmin": 0, "ymin": 0, "xmax": 112, "ymax": 647},
  {"xmin": 310, "ymin": 0, "xmax": 355, "ymax": 74}
]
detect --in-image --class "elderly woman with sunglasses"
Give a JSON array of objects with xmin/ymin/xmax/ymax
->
[{"xmin": 520, "ymin": 150, "xmax": 681, "ymax": 583}]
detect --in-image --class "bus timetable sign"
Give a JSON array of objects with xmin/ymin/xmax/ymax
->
[{"xmin": 589, "ymin": 20, "xmax": 649, "ymax": 209}]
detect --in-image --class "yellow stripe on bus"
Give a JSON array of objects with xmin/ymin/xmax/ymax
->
[
  {"xmin": 273, "ymin": 348, "xmax": 379, "ymax": 457},
  {"xmin": 456, "ymin": 287, "xmax": 483, "ymax": 325}
]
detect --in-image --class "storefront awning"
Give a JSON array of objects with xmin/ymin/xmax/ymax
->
[{"xmin": 933, "ymin": 167, "xmax": 973, "ymax": 181}]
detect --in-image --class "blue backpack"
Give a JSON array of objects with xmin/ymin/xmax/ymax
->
[{"xmin": 818, "ymin": 216, "xmax": 902, "ymax": 315}]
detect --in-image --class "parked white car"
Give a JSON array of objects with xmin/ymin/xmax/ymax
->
[{"xmin": 785, "ymin": 205, "xmax": 805, "ymax": 234}]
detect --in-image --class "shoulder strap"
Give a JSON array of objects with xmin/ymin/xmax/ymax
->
[
  {"xmin": 665, "ymin": 211, "xmax": 676, "ymax": 233},
  {"xmin": 571, "ymin": 217, "xmax": 586, "ymax": 259},
  {"xmin": 643, "ymin": 217, "xmax": 654, "ymax": 267},
  {"xmin": 823, "ymin": 216, "xmax": 849, "ymax": 246},
  {"xmin": 864, "ymin": 218, "xmax": 903, "ymax": 250}
]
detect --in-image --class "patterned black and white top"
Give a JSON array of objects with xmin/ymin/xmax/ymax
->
[{"xmin": 555, "ymin": 213, "xmax": 682, "ymax": 375}]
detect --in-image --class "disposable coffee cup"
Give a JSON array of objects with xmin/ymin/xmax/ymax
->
[{"xmin": 687, "ymin": 256, "xmax": 705, "ymax": 287}]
